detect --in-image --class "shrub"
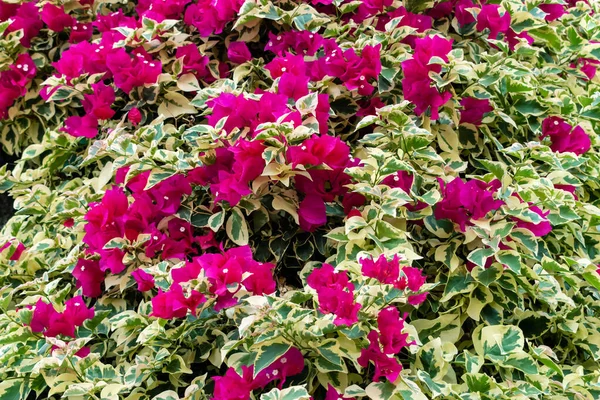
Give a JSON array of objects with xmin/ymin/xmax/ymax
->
[{"xmin": 1, "ymin": 0, "xmax": 600, "ymax": 399}]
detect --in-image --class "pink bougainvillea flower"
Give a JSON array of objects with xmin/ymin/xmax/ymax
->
[
  {"xmin": 455, "ymin": 0, "xmax": 478, "ymax": 25},
  {"xmin": 539, "ymin": 4, "xmax": 567, "ymax": 21},
  {"xmin": 128, "ymin": 107, "xmax": 142, "ymax": 125},
  {"xmin": 476, "ymin": 4, "xmax": 511, "ymax": 39},
  {"xmin": 64, "ymin": 296, "xmax": 95, "ymax": 326},
  {"xmin": 41, "ymin": 3, "xmax": 74, "ymax": 32},
  {"xmin": 288, "ymin": 135, "xmax": 350, "ymax": 169},
  {"xmin": 98, "ymin": 248, "xmax": 126, "ymax": 274},
  {"xmin": 435, "ymin": 178, "xmax": 504, "ymax": 231},
  {"xmin": 0, "ymin": 53, "xmax": 37, "ymax": 119},
  {"xmin": 242, "ymin": 262, "xmax": 277, "ymax": 296},
  {"xmin": 184, "ymin": 0, "xmax": 245, "ymax": 37},
  {"xmin": 307, "ymin": 263, "xmax": 353, "ymax": 292},
  {"xmin": 151, "ymin": 283, "xmax": 206, "ymax": 319},
  {"xmin": 83, "ymin": 186, "xmax": 128, "ymax": 250},
  {"xmin": 5, "ymin": 2, "xmax": 43, "ymax": 47},
  {"xmin": 307, "ymin": 264, "xmax": 361, "ymax": 325},
  {"xmin": 318, "ymin": 287, "xmax": 362, "ymax": 325},
  {"xmin": 228, "ymin": 41, "xmax": 252, "ymax": 64},
  {"xmin": 325, "ymin": 384, "xmax": 353, "ymax": 400},
  {"xmin": 176, "ymin": 44, "xmax": 211, "ymax": 79},
  {"xmin": 361, "ymin": 254, "xmax": 400, "ymax": 284},
  {"xmin": 82, "ymin": 83, "xmax": 115, "ymax": 120},
  {"xmin": 61, "ymin": 115, "xmax": 99, "ymax": 138},
  {"xmin": 0, "ymin": 239, "xmax": 26, "ymax": 261},
  {"xmin": 265, "ymin": 31, "xmax": 325, "ymax": 57},
  {"xmin": 106, "ymin": 48, "xmax": 162, "ymax": 94},
  {"xmin": 396, "ymin": 266, "xmax": 427, "ymax": 292},
  {"xmin": 72, "ymin": 258, "xmax": 105, "ymax": 297},
  {"xmin": 253, "ymin": 348, "xmax": 305, "ymax": 389},
  {"xmin": 514, "ymin": 205, "xmax": 552, "ymax": 237},
  {"xmin": 541, "ymin": 116, "xmax": 591, "ymax": 155},
  {"xmin": 401, "ymin": 36, "xmax": 453, "ymax": 119},
  {"xmin": 298, "ymin": 194, "xmax": 328, "ymax": 232},
  {"xmin": 69, "ymin": 22, "xmax": 93, "ymax": 43},
  {"xmin": 358, "ymin": 330, "xmax": 403, "ymax": 382},
  {"xmin": 146, "ymin": 174, "xmax": 192, "ymax": 216},
  {"xmin": 407, "ymin": 293, "xmax": 429, "ymax": 305},
  {"xmin": 212, "ymin": 365, "xmax": 254, "ymax": 400},
  {"xmin": 377, "ymin": 307, "xmax": 412, "ymax": 354},
  {"xmin": 505, "ymin": 29, "xmax": 534, "ymax": 51},
  {"xmin": 460, "ymin": 97, "xmax": 493, "ymax": 126},
  {"xmin": 30, "ymin": 297, "xmax": 94, "ymax": 338},
  {"xmin": 571, "ymin": 58, "xmax": 600, "ymax": 80},
  {"xmin": 555, "ymin": 184, "xmax": 578, "ymax": 200}
]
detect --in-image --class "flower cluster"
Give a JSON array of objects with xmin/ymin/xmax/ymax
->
[
  {"xmin": 0, "ymin": 54, "xmax": 36, "ymax": 119},
  {"xmin": 435, "ymin": 178, "xmax": 504, "ymax": 232},
  {"xmin": 361, "ymin": 255, "xmax": 428, "ymax": 305},
  {"xmin": 288, "ymin": 135, "xmax": 358, "ymax": 231},
  {"xmin": 74, "ymin": 171, "xmax": 207, "ymax": 296},
  {"xmin": 29, "ymin": 296, "xmax": 94, "ymax": 339},
  {"xmin": 541, "ymin": 116, "xmax": 591, "ymax": 155},
  {"xmin": 165, "ymin": 245, "xmax": 276, "ymax": 314},
  {"xmin": 401, "ymin": 35, "xmax": 453, "ymax": 120},
  {"xmin": 358, "ymin": 307, "xmax": 412, "ymax": 382},
  {"xmin": 307, "ymin": 264, "xmax": 361, "ymax": 326},
  {"xmin": 213, "ymin": 348, "xmax": 304, "ymax": 400}
]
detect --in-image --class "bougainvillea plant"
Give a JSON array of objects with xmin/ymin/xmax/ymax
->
[{"xmin": 1, "ymin": 0, "xmax": 600, "ymax": 399}]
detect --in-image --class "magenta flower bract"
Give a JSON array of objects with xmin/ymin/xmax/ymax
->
[
  {"xmin": 377, "ymin": 307, "xmax": 412, "ymax": 354},
  {"xmin": 434, "ymin": 177, "xmax": 504, "ymax": 231},
  {"xmin": 30, "ymin": 297, "xmax": 94, "ymax": 338},
  {"xmin": 361, "ymin": 254, "xmax": 401, "ymax": 284},
  {"xmin": 401, "ymin": 36, "xmax": 453, "ymax": 120},
  {"xmin": 82, "ymin": 83, "xmax": 115, "ymax": 120},
  {"xmin": 132, "ymin": 269, "xmax": 155, "ymax": 292},
  {"xmin": 307, "ymin": 264, "xmax": 361, "ymax": 326},
  {"xmin": 72, "ymin": 258, "xmax": 105, "ymax": 297},
  {"xmin": 0, "ymin": 239, "xmax": 26, "ymax": 261},
  {"xmin": 460, "ymin": 97, "xmax": 493, "ymax": 126},
  {"xmin": 539, "ymin": 4, "xmax": 567, "ymax": 21},
  {"xmin": 253, "ymin": 348, "xmax": 305, "ymax": 389},
  {"xmin": 212, "ymin": 366, "xmax": 254, "ymax": 400},
  {"xmin": 541, "ymin": 116, "xmax": 591, "ymax": 155},
  {"xmin": 41, "ymin": 3, "xmax": 74, "ymax": 32},
  {"xmin": 228, "ymin": 42, "xmax": 252, "ymax": 64},
  {"xmin": 358, "ymin": 330, "xmax": 403, "ymax": 382},
  {"xmin": 61, "ymin": 115, "xmax": 99, "ymax": 138},
  {"xmin": 514, "ymin": 205, "xmax": 552, "ymax": 237},
  {"xmin": 476, "ymin": 4, "xmax": 511, "ymax": 40}
]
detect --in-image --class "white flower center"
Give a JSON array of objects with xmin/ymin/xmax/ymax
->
[
  {"xmin": 223, "ymin": 268, "xmax": 229, "ymax": 274},
  {"xmin": 153, "ymin": 236, "xmax": 159, "ymax": 240},
  {"xmin": 272, "ymin": 370, "xmax": 278, "ymax": 376},
  {"xmin": 163, "ymin": 196, "xmax": 169, "ymax": 200},
  {"xmin": 280, "ymin": 357, "xmax": 287, "ymax": 363},
  {"xmin": 179, "ymin": 227, "xmax": 185, "ymax": 232},
  {"xmin": 301, "ymin": 145, "xmax": 307, "ymax": 150},
  {"xmin": 74, "ymin": 302, "xmax": 81, "ymax": 306}
]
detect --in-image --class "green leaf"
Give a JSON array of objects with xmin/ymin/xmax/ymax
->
[
  {"xmin": 0, "ymin": 379, "xmax": 30, "ymax": 400},
  {"xmin": 253, "ymin": 342, "xmax": 291, "ymax": 377},
  {"xmin": 208, "ymin": 211, "xmax": 225, "ymax": 232},
  {"xmin": 261, "ymin": 386, "xmax": 310, "ymax": 400},
  {"xmin": 226, "ymin": 207, "xmax": 250, "ymax": 246}
]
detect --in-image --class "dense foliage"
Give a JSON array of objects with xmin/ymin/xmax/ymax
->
[{"xmin": 1, "ymin": 0, "xmax": 600, "ymax": 399}]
